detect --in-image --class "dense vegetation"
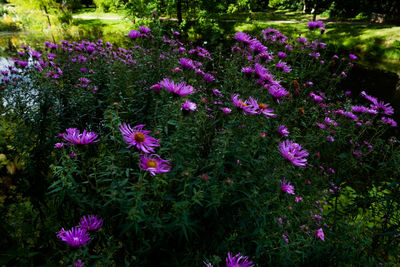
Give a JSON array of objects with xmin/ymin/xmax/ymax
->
[{"xmin": 1, "ymin": 19, "xmax": 399, "ymax": 266}]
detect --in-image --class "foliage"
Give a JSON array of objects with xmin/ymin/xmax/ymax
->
[{"xmin": 0, "ymin": 20, "xmax": 399, "ymax": 266}]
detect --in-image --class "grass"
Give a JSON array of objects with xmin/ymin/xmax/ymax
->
[
  {"xmin": 221, "ymin": 20, "xmax": 400, "ymax": 72},
  {"xmin": 73, "ymin": 7, "xmax": 125, "ymax": 18}
]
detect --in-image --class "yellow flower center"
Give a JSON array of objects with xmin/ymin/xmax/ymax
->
[
  {"xmin": 239, "ymin": 101, "xmax": 247, "ymax": 107},
  {"xmin": 146, "ymin": 160, "xmax": 158, "ymax": 168},
  {"xmin": 134, "ymin": 132, "xmax": 145, "ymax": 142},
  {"xmin": 259, "ymin": 103, "xmax": 267, "ymax": 109}
]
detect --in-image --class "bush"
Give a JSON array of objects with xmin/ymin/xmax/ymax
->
[{"xmin": 0, "ymin": 21, "xmax": 399, "ymax": 265}]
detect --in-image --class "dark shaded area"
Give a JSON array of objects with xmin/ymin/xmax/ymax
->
[{"xmin": 338, "ymin": 64, "xmax": 400, "ymax": 135}]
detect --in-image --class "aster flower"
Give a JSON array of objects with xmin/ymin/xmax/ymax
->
[
  {"xmin": 309, "ymin": 91, "xmax": 323, "ymax": 102},
  {"xmin": 57, "ymin": 227, "xmax": 90, "ymax": 248},
  {"xmin": 295, "ymin": 195, "xmax": 303, "ymax": 202},
  {"xmin": 248, "ymin": 97, "xmax": 276, "ymax": 118},
  {"xmin": 138, "ymin": 25, "xmax": 151, "ymax": 33},
  {"xmin": 231, "ymin": 94, "xmax": 257, "ymax": 115},
  {"xmin": 370, "ymin": 101, "xmax": 394, "ymax": 115},
  {"xmin": 281, "ymin": 178, "xmax": 295, "ymax": 195},
  {"xmin": 297, "ymin": 37, "xmax": 307, "ymax": 43},
  {"xmin": 349, "ymin": 54, "xmax": 358, "ymax": 60},
  {"xmin": 79, "ymin": 215, "xmax": 103, "ymax": 231},
  {"xmin": 179, "ymin": 58, "xmax": 195, "ymax": 69},
  {"xmin": 74, "ymin": 259, "xmax": 83, "ymax": 267},
  {"xmin": 159, "ymin": 78, "xmax": 195, "ymax": 96},
  {"xmin": 282, "ymin": 234, "xmax": 289, "ymax": 243},
  {"xmin": 315, "ymin": 228, "xmax": 325, "ymax": 241},
  {"xmin": 361, "ymin": 91, "xmax": 378, "ymax": 104},
  {"xmin": 234, "ymin": 32, "xmax": 252, "ymax": 43},
  {"xmin": 139, "ymin": 154, "xmax": 171, "ymax": 176},
  {"xmin": 213, "ymin": 89, "xmax": 222, "ymax": 97},
  {"xmin": 62, "ymin": 128, "xmax": 99, "ymax": 145},
  {"xmin": 343, "ymin": 111, "xmax": 358, "ymax": 121},
  {"xmin": 119, "ymin": 123, "xmax": 160, "ymax": 153},
  {"xmin": 54, "ymin": 143, "xmax": 64, "ymax": 149},
  {"xmin": 278, "ymin": 125, "xmax": 289, "ymax": 137},
  {"xmin": 267, "ymin": 84, "xmax": 289, "ymax": 99},
  {"xmin": 316, "ymin": 122, "xmax": 326, "ymax": 129},
  {"xmin": 276, "ymin": 61, "xmax": 291, "ymax": 72},
  {"xmin": 279, "ymin": 140, "xmax": 309, "ymax": 167},
  {"xmin": 277, "ymin": 51, "xmax": 287, "ymax": 58},
  {"xmin": 128, "ymin": 30, "xmax": 140, "ymax": 39},
  {"xmin": 203, "ymin": 73, "xmax": 215, "ymax": 83},
  {"xmin": 307, "ymin": 20, "xmax": 325, "ymax": 30},
  {"xmin": 226, "ymin": 252, "xmax": 254, "ymax": 267},
  {"xmin": 221, "ymin": 107, "xmax": 232, "ymax": 114},
  {"xmin": 381, "ymin": 117, "xmax": 397, "ymax": 127},
  {"xmin": 324, "ymin": 117, "xmax": 337, "ymax": 126},
  {"xmin": 248, "ymin": 38, "xmax": 267, "ymax": 53},
  {"xmin": 181, "ymin": 100, "xmax": 197, "ymax": 112}
]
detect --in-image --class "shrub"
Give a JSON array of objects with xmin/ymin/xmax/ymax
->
[{"xmin": 0, "ymin": 21, "xmax": 399, "ymax": 265}]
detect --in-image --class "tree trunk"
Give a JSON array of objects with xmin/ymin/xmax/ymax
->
[
  {"xmin": 302, "ymin": 0, "xmax": 306, "ymax": 13},
  {"xmin": 177, "ymin": 0, "xmax": 182, "ymax": 24},
  {"xmin": 265, "ymin": 0, "xmax": 269, "ymax": 9},
  {"xmin": 42, "ymin": 5, "xmax": 56, "ymax": 43},
  {"xmin": 313, "ymin": 1, "xmax": 317, "ymax": 21}
]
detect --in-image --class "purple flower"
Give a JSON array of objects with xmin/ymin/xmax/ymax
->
[
  {"xmin": 370, "ymin": 101, "xmax": 394, "ymax": 116},
  {"xmin": 79, "ymin": 215, "xmax": 103, "ymax": 231},
  {"xmin": 57, "ymin": 227, "xmax": 90, "ymax": 248},
  {"xmin": 267, "ymin": 84, "xmax": 289, "ymax": 99},
  {"xmin": 213, "ymin": 89, "xmax": 222, "ymax": 97},
  {"xmin": 295, "ymin": 195, "xmax": 303, "ymax": 202},
  {"xmin": 231, "ymin": 94, "xmax": 258, "ymax": 115},
  {"xmin": 297, "ymin": 37, "xmax": 307, "ymax": 43},
  {"xmin": 278, "ymin": 125, "xmax": 289, "ymax": 137},
  {"xmin": 279, "ymin": 140, "xmax": 309, "ymax": 167},
  {"xmin": 248, "ymin": 39, "xmax": 267, "ymax": 53},
  {"xmin": 281, "ymin": 178, "xmax": 295, "ymax": 195},
  {"xmin": 203, "ymin": 73, "xmax": 215, "ymax": 83},
  {"xmin": 119, "ymin": 123, "xmax": 160, "ymax": 153},
  {"xmin": 179, "ymin": 58, "xmax": 195, "ymax": 69},
  {"xmin": 381, "ymin": 117, "xmax": 397, "ymax": 127},
  {"xmin": 54, "ymin": 143, "xmax": 64, "ymax": 149},
  {"xmin": 221, "ymin": 107, "xmax": 232, "ymax": 114},
  {"xmin": 315, "ymin": 228, "xmax": 325, "ymax": 241},
  {"xmin": 241, "ymin": 66, "xmax": 254, "ymax": 75},
  {"xmin": 282, "ymin": 234, "xmax": 289, "ymax": 243},
  {"xmin": 307, "ymin": 20, "xmax": 325, "ymax": 30},
  {"xmin": 277, "ymin": 51, "xmax": 287, "ymax": 58},
  {"xmin": 226, "ymin": 252, "xmax": 254, "ymax": 267},
  {"xmin": 326, "ymin": 136, "xmax": 335, "ymax": 142},
  {"xmin": 310, "ymin": 92, "xmax": 323, "ymax": 102},
  {"xmin": 139, "ymin": 154, "xmax": 171, "ymax": 176},
  {"xmin": 234, "ymin": 32, "xmax": 252, "ymax": 43},
  {"xmin": 349, "ymin": 54, "xmax": 358, "ymax": 60},
  {"xmin": 276, "ymin": 61, "xmax": 291, "ymax": 72},
  {"xmin": 361, "ymin": 91, "xmax": 378, "ymax": 104},
  {"xmin": 248, "ymin": 97, "xmax": 276, "ymax": 118},
  {"xmin": 138, "ymin": 25, "xmax": 151, "ymax": 33},
  {"xmin": 181, "ymin": 100, "xmax": 197, "ymax": 112},
  {"xmin": 159, "ymin": 78, "xmax": 195, "ymax": 96},
  {"xmin": 128, "ymin": 30, "xmax": 140, "ymax": 39},
  {"xmin": 74, "ymin": 259, "xmax": 83, "ymax": 267},
  {"xmin": 61, "ymin": 128, "xmax": 99, "ymax": 145}
]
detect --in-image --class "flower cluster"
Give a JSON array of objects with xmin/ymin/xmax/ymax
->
[
  {"xmin": 120, "ymin": 123, "xmax": 170, "ymax": 176},
  {"xmin": 57, "ymin": 215, "xmax": 103, "ymax": 248}
]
